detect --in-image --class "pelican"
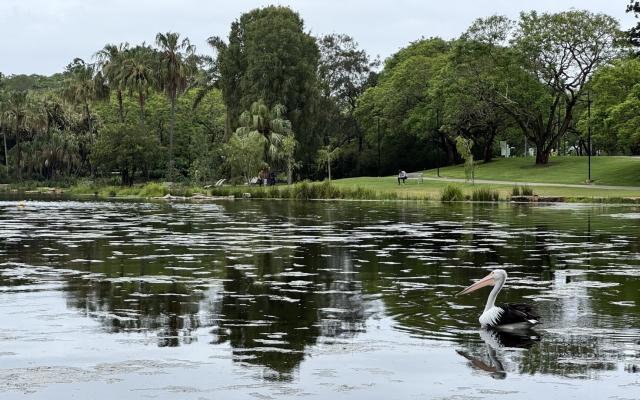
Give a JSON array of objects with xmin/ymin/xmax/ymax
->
[{"xmin": 457, "ymin": 269, "xmax": 539, "ymax": 330}]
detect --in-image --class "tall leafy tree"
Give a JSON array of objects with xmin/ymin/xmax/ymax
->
[
  {"xmin": 442, "ymin": 38, "xmax": 516, "ymax": 162},
  {"xmin": 62, "ymin": 58, "xmax": 108, "ymax": 134},
  {"xmin": 6, "ymin": 91, "xmax": 29, "ymax": 180},
  {"xmin": 355, "ymin": 38, "xmax": 453, "ymax": 172},
  {"xmin": 92, "ymin": 123, "xmax": 160, "ymax": 185},
  {"xmin": 155, "ymin": 32, "xmax": 196, "ymax": 178},
  {"xmin": 317, "ymin": 33, "xmax": 378, "ymax": 171},
  {"xmin": 211, "ymin": 6, "xmax": 319, "ymax": 164},
  {"xmin": 95, "ymin": 43, "xmax": 129, "ymax": 122},
  {"xmin": 0, "ymin": 75, "xmax": 8, "ymax": 173},
  {"xmin": 464, "ymin": 11, "xmax": 621, "ymax": 164},
  {"xmin": 627, "ymin": 1, "xmax": 640, "ymax": 48},
  {"xmin": 122, "ymin": 45, "xmax": 157, "ymax": 126},
  {"xmin": 224, "ymin": 128, "xmax": 264, "ymax": 184},
  {"xmin": 235, "ymin": 100, "xmax": 297, "ymax": 183},
  {"xmin": 578, "ymin": 57, "xmax": 640, "ymax": 154}
]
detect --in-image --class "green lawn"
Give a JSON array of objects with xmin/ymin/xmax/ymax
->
[
  {"xmin": 332, "ymin": 176, "xmax": 640, "ymax": 200},
  {"xmin": 333, "ymin": 156, "xmax": 640, "ymax": 201},
  {"xmin": 424, "ymin": 156, "xmax": 640, "ymax": 186}
]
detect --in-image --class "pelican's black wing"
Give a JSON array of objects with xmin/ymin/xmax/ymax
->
[{"xmin": 496, "ymin": 303, "xmax": 539, "ymax": 325}]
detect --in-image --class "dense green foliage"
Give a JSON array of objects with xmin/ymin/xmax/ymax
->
[
  {"xmin": 0, "ymin": 5, "xmax": 636, "ymax": 187},
  {"xmin": 211, "ymin": 6, "xmax": 319, "ymax": 171},
  {"xmin": 440, "ymin": 185, "xmax": 465, "ymax": 202},
  {"xmin": 578, "ymin": 58, "xmax": 640, "ymax": 155}
]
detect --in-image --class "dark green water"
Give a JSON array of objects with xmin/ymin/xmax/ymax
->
[{"xmin": 0, "ymin": 199, "xmax": 639, "ymax": 399}]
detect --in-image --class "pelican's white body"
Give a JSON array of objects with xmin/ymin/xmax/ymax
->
[{"xmin": 479, "ymin": 306, "xmax": 504, "ymax": 327}]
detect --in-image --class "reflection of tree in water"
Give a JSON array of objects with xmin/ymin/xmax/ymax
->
[
  {"xmin": 64, "ymin": 277, "xmax": 204, "ymax": 347},
  {"xmin": 316, "ymin": 246, "xmax": 366, "ymax": 338},
  {"xmin": 518, "ymin": 335, "xmax": 617, "ymax": 378},
  {"xmin": 213, "ymin": 242, "xmax": 367, "ymax": 380}
]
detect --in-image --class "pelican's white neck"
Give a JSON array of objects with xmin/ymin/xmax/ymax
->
[{"xmin": 484, "ymin": 277, "xmax": 505, "ymax": 312}]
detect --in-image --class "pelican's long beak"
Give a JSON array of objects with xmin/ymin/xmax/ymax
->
[{"xmin": 457, "ymin": 272, "xmax": 495, "ymax": 296}]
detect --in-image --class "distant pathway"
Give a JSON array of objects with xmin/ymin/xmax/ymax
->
[{"xmin": 423, "ymin": 176, "xmax": 640, "ymax": 191}]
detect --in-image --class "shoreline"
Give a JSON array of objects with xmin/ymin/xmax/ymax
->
[{"xmin": 2, "ymin": 181, "xmax": 640, "ymax": 205}]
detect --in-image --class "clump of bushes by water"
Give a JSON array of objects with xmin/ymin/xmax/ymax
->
[
  {"xmin": 512, "ymin": 186, "xmax": 521, "ymax": 196},
  {"xmin": 440, "ymin": 185, "xmax": 464, "ymax": 202},
  {"xmin": 471, "ymin": 188, "xmax": 500, "ymax": 202},
  {"xmin": 512, "ymin": 185, "xmax": 534, "ymax": 196},
  {"xmin": 209, "ymin": 180, "xmax": 380, "ymax": 200},
  {"xmin": 138, "ymin": 182, "xmax": 168, "ymax": 198}
]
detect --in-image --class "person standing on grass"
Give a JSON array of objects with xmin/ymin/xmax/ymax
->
[{"xmin": 398, "ymin": 170, "xmax": 407, "ymax": 185}]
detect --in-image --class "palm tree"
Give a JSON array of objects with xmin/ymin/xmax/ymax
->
[
  {"xmin": 62, "ymin": 58, "xmax": 107, "ymax": 134},
  {"xmin": 95, "ymin": 43, "xmax": 129, "ymax": 123},
  {"xmin": 0, "ymin": 90, "xmax": 9, "ymax": 174},
  {"xmin": 7, "ymin": 91, "xmax": 29, "ymax": 180},
  {"xmin": 121, "ymin": 45, "xmax": 156, "ymax": 126},
  {"xmin": 155, "ymin": 32, "xmax": 196, "ymax": 178},
  {"xmin": 236, "ymin": 100, "xmax": 298, "ymax": 184}
]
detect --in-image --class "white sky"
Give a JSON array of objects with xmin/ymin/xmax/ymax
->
[{"xmin": 0, "ymin": 0, "xmax": 636, "ymax": 75}]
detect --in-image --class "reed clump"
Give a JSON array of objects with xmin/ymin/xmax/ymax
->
[{"xmin": 440, "ymin": 185, "xmax": 464, "ymax": 202}]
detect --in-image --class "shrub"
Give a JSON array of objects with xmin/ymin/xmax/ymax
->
[
  {"xmin": 511, "ymin": 186, "xmax": 521, "ymax": 196},
  {"xmin": 139, "ymin": 182, "xmax": 167, "ymax": 198},
  {"xmin": 440, "ymin": 185, "xmax": 464, "ymax": 202},
  {"xmin": 521, "ymin": 185, "xmax": 534, "ymax": 196},
  {"xmin": 472, "ymin": 188, "xmax": 500, "ymax": 202}
]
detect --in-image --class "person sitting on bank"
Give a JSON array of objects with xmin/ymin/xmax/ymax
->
[{"xmin": 398, "ymin": 170, "xmax": 407, "ymax": 185}]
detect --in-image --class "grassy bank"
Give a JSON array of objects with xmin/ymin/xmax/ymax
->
[
  {"xmin": 332, "ymin": 176, "xmax": 640, "ymax": 200},
  {"xmin": 332, "ymin": 177, "xmax": 640, "ymax": 203},
  {"xmin": 424, "ymin": 156, "xmax": 640, "ymax": 186},
  {"xmin": 2, "ymin": 175, "xmax": 640, "ymax": 204},
  {"xmin": 0, "ymin": 180, "xmax": 400, "ymax": 201}
]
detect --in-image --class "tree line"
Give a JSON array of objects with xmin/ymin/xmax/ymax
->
[{"xmin": 0, "ymin": 5, "xmax": 637, "ymax": 186}]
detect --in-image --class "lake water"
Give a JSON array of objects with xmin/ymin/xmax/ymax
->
[{"xmin": 0, "ymin": 198, "xmax": 639, "ymax": 399}]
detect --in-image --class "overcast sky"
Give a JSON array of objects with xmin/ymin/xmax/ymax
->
[{"xmin": 0, "ymin": 0, "xmax": 636, "ymax": 75}]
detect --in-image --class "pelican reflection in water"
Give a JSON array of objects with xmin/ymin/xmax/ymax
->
[{"xmin": 457, "ymin": 328, "xmax": 540, "ymax": 379}]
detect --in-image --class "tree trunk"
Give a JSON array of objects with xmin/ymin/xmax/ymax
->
[
  {"xmin": 327, "ymin": 153, "xmax": 332, "ymax": 182},
  {"xmin": 483, "ymin": 129, "xmax": 497, "ymax": 163},
  {"xmin": 483, "ymin": 143, "xmax": 493, "ymax": 163},
  {"xmin": 84, "ymin": 101, "xmax": 92, "ymax": 133},
  {"xmin": 287, "ymin": 162, "xmax": 293, "ymax": 185},
  {"xmin": 168, "ymin": 95, "xmax": 176, "ymax": 179},
  {"xmin": 535, "ymin": 143, "xmax": 550, "ymax": 164},
  {"xmin": 138, "ymin": 93, "xmax": 146, "ymax": 127},
  {"xmin": 224, "ymin": 113, "xmax": 232, "ymax": 140},
  {"xmin": 2, "ymin": 129, "xmax": 7, "ymax": 173},
  {"xmin": 117, "ymin": 90, "xmax": 124, "ymax": 123},
  {"xmin": 15, "ymin": 119, "xmax": 21, "ymax": 181},
  {"xmin": 130, "ymin": 166, "xmax": 136, "ymax": 186},
  {"xmin": 121, "ymin": 169, "xmax": 129, "ymax": 186}
]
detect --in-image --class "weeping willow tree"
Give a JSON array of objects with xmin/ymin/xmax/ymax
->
[
  {"xmin": 455, "ymin": 136, "xmax": 475, "ymax": 183},
  {"xmin": 233, "ymin": 100, "xmax": 299, "ymax": 184}
]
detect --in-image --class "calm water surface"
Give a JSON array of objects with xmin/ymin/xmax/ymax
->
[{"xmin": 0, "ymin": 198, "xmax": 639, "ymax": 399}]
